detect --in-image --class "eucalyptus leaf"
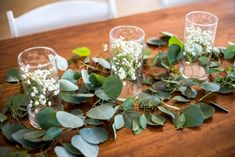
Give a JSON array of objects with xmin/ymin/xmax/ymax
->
[
  {"xmin": 173, "ymin": 96, "xmax": 189, "ymax": 102},
  {"xmin": 56, "ymin": 111, "xmax": 84, "ymax": 128},
  {"xmin": 42, "ymin": 127, "xmax": 63, "ymax": 141},
  {"xmin": 151, "ymin": 114, "xmax": 165, "ymax": 125},
  {"xmin": 199, "ymin": 56, "xmax": 208, "ymax": 65},
  {"xmin": 81, "ymin": 69, "xmax": 92, "ymax": 89},
  {"xmin": 147, "ymin": 37, "xmax": 167, "ymax": 46},
  {"xmin": 36, "ymin": 107, "xmax": 60, "ymax": 130},
  {"xmin": 95, "ymin": 88, "xmax": 110, "ymax": 101},
  {"xmin": 54, "ymin": 146, "xmax": 76, "ymax": 157},
  {"xmin": 167, "ymin": 44, "xmax": 181, "ymax": 64},
  {"xmin": 208, "ymin": 68, "xmax": 224, "ymax": 74},
  {"xmin": 139, "ymin": 114, "xmax": 147, "ymax": 129},
  {"xmin": 168, "ymin": 36, "xmax": 184, "ymax": 51},
  {"xmin": 200, "ymin": 82, "xmax": 220, "ymax": 92},
  {"xmin": 197, "ymin": 102, "xmax": 215, "ymax": 119},
  {"xmin": 179, "ymin": 86, "xmax": 197, "ymax": 99},
  {"xmin": 62, "ymin": 69, "xmax": 76, "ymax": 84},
  {"xmin": 56, "ymin": 55, "xmax": 68, "ymax": 71},
  {"xmin": 23, "ymin": 130, "xmax": 46, "ymax": 141},
  {"xmin": 103, "ymin": 75, "xmax": 123, "ymax": 100},
  {"xmin": 85, "ymin": 118, "xmax": 103, "ymax": 126},
  {"xmin": 6, "ymin": 68, "xmax": 21, "ymax": 82},
  {"xmin": 72, "ymin": 47, "xmax": 91, "ymax": 57},
  {"xmin": 92, "ymin": 57, "xmax": 110, "ymax": 69},
  {"xmin": 173, "ymin": 113, "xmax": 185, "ymax": 129},
  {"xmin": 61, "ymin": 92, "xmax": 90, "ymax": 104},
  {"xmin": 123, "ymin": 111, "xmax": 139, "ymax": 128},
  {"xmin": 62, "ymin": 143, "xmax": 81, "ymax": 155},
  {"xmin": 87, "ymin": 104, "xmax": 115, "ymax": 120},
  {"xmin": 157, "ymin": 106, "xmax": 175, "ymax": 119},
  {"xmin": 71, "ymin": 135, "xmax": 99, "ymax": 157},
  {"xmin": 122, "ymin": 97, "xmax": 134, "ymax": 110},
  {"xmin": 114, "ymin": 114, "xmax": 125, "ymax": 130},
  {"xmin": 2, "ymin": 123, "xmax": 25, "ymax": 141},
  {"xmin": 223, "ymin": 45, "xmax": 235, "ymax": 59},
  {"xmin": 182, "ymin": 105, "xmax": 204, "ymax": 127},
  {"xmin": 59, "ymin": 79, "xmax": 78, "ymax": 92},
  {"xmin": 0, "ymin": 113, "xmax": 7, "ymax": 123},
  {"xmin": 80, "ymin": 127, "xmax": 108, "ymax": 144},
  {"xmin": 90, "ymin": 73, "xmax": 106, "ymax": 86},
  {"xmin": 139, "ymin": 92, "xmax": 160, "ymax": 107},
  {"xmin": 132, "ymin": 119, "xmax": 140, "ymax": 132}
]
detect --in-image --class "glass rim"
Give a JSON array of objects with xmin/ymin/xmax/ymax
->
[
  {"xmin": 18, "ymin": 46, "xmax": 57, "ymax": 68},
  {"xmin": 109, "ymin": 25, "xmax": 145, "ymax": 42},
  {"xmin": 186, "ymin": 11, "xmax": 218, "ymax": 27}
]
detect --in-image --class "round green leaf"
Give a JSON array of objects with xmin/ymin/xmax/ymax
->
[
  {"xmin": 6, "ymin": 68, "xmax": 21, "ymax": 82},
  {"xmin": 87, "ymin": 104, "xmax": 115, "ymax": 120},
  {"xmin": 197, "ymin": 103, "xmax": 215, "ymax": 119},
  {"xmin": 56, "ymin": 111, "xmax": 84, "ymax": 128},
  {"xmin": 182, "ymin": 105, "xmax": 204, "ymax": 127},
  {"xmin": 36, "ymin": 108, "xmax": 60, "ymax": 130},
  {"xmin": 59, "ymin": 79, "xmax": 78, "ymax": 91},
  {"xmin": 72, "ymin": 47, "xmax": 91, "ymax": 57},
  {"xmin": 56, "ymin": 55, "xmax": 68, "ymax": 71},
  {"xmin": 80, "ymin": 127, "xmax": 108, "ymax": 144},
  {"xmin": 200, "ymin": 82, "xmax": 220, "ymax": 92},
  {"xmin": 103, "ymin": 75, "xmax": 123, "ymax": 100},
  {"xmin": 54, "ymin": 146, "xmax": 76, "ymax": 157},
  {"xmin": 23, "ymin": 130, "xmax": 46, "ymax": 142},
  {"xmin": 114, "ymin": 114, "xmax": 125, "ymax": 130},
  {"xmin": 71, "ymin": 135, "xmax": 99, "ymax": 157},
  {"xmin": 62, "ymin": 69, "xmax": 76, "ymax": 84},
  {"xmin": 90, "ymin": 73, "xmax": 106, "ymax": 85}
]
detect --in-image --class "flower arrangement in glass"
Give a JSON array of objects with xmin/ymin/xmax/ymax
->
[
  {"xmin": 18, "ymin": 47, "xmax": 62, "ymax": 128},
  {"xmin": 109, "ymin": 25, "xmax": 145, "ymax": 100},
  {"xmin": 181, "ymin": 11, "xmax": 218, "ymax": 80}
]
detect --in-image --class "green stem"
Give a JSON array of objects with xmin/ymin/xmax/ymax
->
[{"xmin": 161, "ymin": 101, "xmax": 180, "ymax": 111}]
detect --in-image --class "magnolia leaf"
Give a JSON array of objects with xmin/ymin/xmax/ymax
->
[
  {"xmin": 182, "ymin": 105, "xmax": 204, "ymax": 127},
  {"xmin": 173, "ymin": 96, "xmax": 189, "ymax": 102},
  {"xmin": 71, "ymin": 135, "xmax": 99, "ymax": 157},
  {"xmin": 72, "ymin": 47, "xmax": 91, "ymax": 57},
  {"xmin": 223, "ymin": 45, "xmax": 235, "ymax": 59},
  {"xmin": 0, "ymin": 113, "xmax": 7, "ymax": 123},
  {"xmin": 80, "ymin": 127, "xmax": 108, "ymax": 144},
  {"xmin": 173, "ymin": 113, "xmax": 185, "ymax": 129},
  {"xmin": 12, "ymin": 129, "xmax": 38, "ymax": 149},
  {"xmin": 42, "ymin": 127, "xmax": 63, "ymax": 141},
  {"xmin": 200, "ymin": 82, "xmax": 220, "ymax": 92},
  {"xmin": 139, "ymin": 114, "xmax": 147, "ymax": 129},
  {"xmin": 87, "ymin": 104, "xmax": 115, "ymax": 120},
  {"xmin": 61, "ymin": 69, "xmax": 76, "ymax": 84},
  {"xmin": 114, "ymin": 114, "xmax": 125, "ymax": 130},
  {"xmin": 36, "ymin": 108, "xmax": 60, "ymax": 130},
  {"xmin": 147, "ymin": 37, "xmax": 167, "ymax": 46},
  {"xmin": 2, "ymin": 123, "xmax": 24, "ymax": 141},
  {"xmin": 95, "ymin": 88, "xmax": 110, "ymax": 101},
  {"xmin": 6, "ymin": 68, "xmax": 21, "ymax": 82},
  {"xmin": 90, "ymin": 73, "xmax": 106, "ymax": 86},
  {"xmin": 92, "ymin": 57, "xmax": 110, "ymax": 69},
  {"xmin": 56, "ymin": 55, "xmax": 68, "ymax": 71},
  {"xmin": 62, "ymin": 143, "xmax": 81, "ymax": 156},
  {"xmin": 197, "ymin": 102, "xmax": 215, "ymax": 119},
  {"xmin": 103, "ymin": 75, "xmax": 123, "ymax": 100},
  {"xmin": 168, "ymin": 36, "xmax": 184, "ymax": 51},
  {"xmin": 151, "ymin": 114, "xmax": 165, "ymax": 125},
  {"xmin": 54, "ymin": 146, "xmax": 76, "ymax": 157},
  {"xmin": 59, "ymin": 79, "xmax": 78, "ymax": 92},
  {"xmin": 56, "ymin": 111, "xmax": 84, "ymax": 128},
  {"xmin": 167, "ymin": 44, "xmax": 181, "ymax": 64},
  {"xmin": 157, "ymin": 106, "xmax": 175, "ymax": 119}
]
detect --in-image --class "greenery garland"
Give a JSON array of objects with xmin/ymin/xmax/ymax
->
[{"xmin": 0, "ymin": 32, "xmax": 235, "ymax": 157}]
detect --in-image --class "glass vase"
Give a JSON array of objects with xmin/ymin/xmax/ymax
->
[
  {"xmin": 181, "ymin": 11, "xmax": 218, "ymax": 80},
  {"xmin": 109, "ymin": 25, "xmax": 145, "ymax": 101},
  {"xmin": 18, "ymin": 47, "xmax": 62, "ymax": 128}
]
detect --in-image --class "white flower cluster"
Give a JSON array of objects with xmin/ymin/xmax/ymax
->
[
  {"xmin": 111, "ymin": 39, "xmax": 143, "ymax": 80},
  {"xmin": 184, "ymin": 25, "xmax": 214, "ymax": 56},
  {"xmin": 21, "ymin": 65, "xmax": 59, "ymax": 108}
]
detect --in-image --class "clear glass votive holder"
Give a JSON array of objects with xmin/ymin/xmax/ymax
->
[
  {"xmin": 109, "ymin": 25, "xmax": 145, "ymax": 101},
  {"xmin": 181, "ymin": 11, "xmax": 218, "ymax": 80},
  {"xmin": 18, "ymin": 47, "xmax": 62, "ymax": 128}
]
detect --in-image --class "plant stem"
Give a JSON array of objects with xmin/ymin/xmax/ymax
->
[
  {"xmin": 199, "ymin": 91, "xmax": 214, "ymax": 101},
  {"xmin": 161, "ymin": 101, "xmax": 180, "ymax": 110}
]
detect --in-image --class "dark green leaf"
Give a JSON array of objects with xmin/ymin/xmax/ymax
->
[
  {"xmin": 103, "ymin": 75, "xmax": 123, "ymax": 100},
  {"xmin": 62, "ymin": 143, "xmax": 81, "ymax": 155},
  {"xmin": 157, "ymin": 106, "xmax": 175, "ymax": 119},
  {"xmin": 167, "ymin": 44, "xmax": 181, "ymax": 64},
  {"xmin": 199, "ymin": 56, "xmax": 209, "ymax": 66},
  {"xmin": 54, "ymin": 146, "xmax": 76, "ymax": 157},
  {"xmin": 151, "ymin": 114, "xmax": 165, "ymax": 125},
  {"xmin": 173, "ymin": 113, "xmax": 185, "ymax": 129},
  {"xmin": 0, "ymin": 113, "xmax": 7, "ymax": 123},
  {"xmin": 61, "ymin": 92, "xmax": 90, "ymax": 104},
  {"xmin": 168, "ymin": 36, "xmax": 184, "ymax": 51},
  {"xmin": 208, "ymin": 68, "xmax": 224, "ymax": 74},
  {"xmin": 182, "ymin": 105, "xmax": 204, "ymax": 127},
  {"xmin": 122, "ymin": 97, "xmax": 134, "ymax": 110},
  {"xmin": 223, "ymin": 45, "xmax": 235, "ymax": 59},
  {"xmin": 6, "ymin": 68, "xmax": 21, "ymax": 82},
  {"xmin": 173, "ymin": 96, "xmax": 189, "ymax": 103},
  {"xmin": 80, "ymin": 127, "xmax": 108, "ymax": 144},
  {"xmin": 90, "ymin": 73, "xmax": 106, "ymax": 86},
  {"xmin": 23, "ymin": 130, "xmax": 45, "ymax": 142},
  {"xmin": 42, "ymin": 127, "xmax": 63, "ymax": 141},
  {"xmin": 36, "ymin": 108, "xmax": 60, "ymax": 129},
  {"xmin": 123, "ymin": 111, "xmax": 139, "ymax": 128},
  {"xmin": 85, "ymin": 118, "xmax": 103, "ymax": 126},
  {"xmin": 2, "ymin": 123, "xmax": 24, "ymax": 141},
  {"xmin": 139, "ymin": 92, "xmax": 160, "ymax": 107},
  {"xmin": 147, "ymin": 37, "xmax": 167, "ymax": 46}
]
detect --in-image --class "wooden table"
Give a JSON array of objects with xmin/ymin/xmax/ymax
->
[{"xmin": 1, "ymin": 0, "xmax": 235, "ymax": 156}]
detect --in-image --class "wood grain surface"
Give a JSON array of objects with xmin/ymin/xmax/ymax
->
[{"xmin": 0, "ymin": 0, "xmax": 235, "ymax": 156}]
